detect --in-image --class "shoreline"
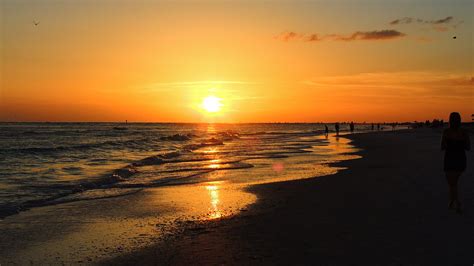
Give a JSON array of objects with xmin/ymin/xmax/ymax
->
[
  {"xmin": 1, "ymin": 130, "xmax": 358, "ymax": 264},
  {"xmin": 107, "ymin": 128, "xmax": 474, "ymax": 265}
]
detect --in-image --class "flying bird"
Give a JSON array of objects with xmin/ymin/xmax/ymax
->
[
  {"xmin": 452, "ymin": 36, "xmax": 457, "ymax": 39},
  {"xmin": 33, "ymin": 21, "xmax": 40, "ymax": 26}
]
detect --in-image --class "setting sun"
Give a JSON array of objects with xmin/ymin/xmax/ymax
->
[{"xmin": 202, "ymin": 96, "xmax": 222, "ymax": 113}]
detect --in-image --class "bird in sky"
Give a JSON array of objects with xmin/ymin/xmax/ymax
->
[
  {"xmin": 33, "ymin": 21, "xmax": 40, "ymax": 26},
  {"xmin": 453, "ymin": 36, "xmax": 457, "ymax": 39}
]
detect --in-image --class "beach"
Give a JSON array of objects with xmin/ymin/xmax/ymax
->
[
  {"xmin": 0, "ymin": 123, "xmax": 358, "ymax": 264},
  {"xmin": 109, "ymin": 128, "xmax": 474, "ymax": 265},
  {"xmin": 1, "ymin": 127, "xmax": 473, "ymax": 265}
]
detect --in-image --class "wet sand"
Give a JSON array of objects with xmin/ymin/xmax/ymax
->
[
  {"xmin": 0, "ymin": 182, "xmax": 257, "ymax": 264},
  {"xmin": 108, "ymin": 128, "xmax": 474, "ymax": 265}
]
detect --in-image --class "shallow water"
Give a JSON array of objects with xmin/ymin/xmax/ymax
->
[{"xmin": 0, "ymin": 122, "xmax": 367, "ymax": 218}]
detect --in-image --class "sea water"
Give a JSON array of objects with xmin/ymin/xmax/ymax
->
[{"xmin": 0, "ymin": 122, "xmax": 367, "ymax": 218}]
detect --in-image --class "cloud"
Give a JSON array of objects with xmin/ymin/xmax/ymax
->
[
  {"xmin": 390, "ymin": 17, "xmax": 422, "ymax": 25},
  {"xmin": 389, "ymin": 16, "xmax": 464, "ymax": 33},
  {"xmin": 275, "ymin": 31, "xmax": 303, "ymax": 41},
  {"xmin": 277, "ymin": 30, "xmax": 406, "ymax": 42},
  {"xmin": 329, "ymin": 30, "xmax": 405, "ymax": 41},
  {"xmin": 389, "ymin": 16, "xmax": 454, "ymax": 25},
  {"xmin": 432, "ymin": 16, "xmax": 453, "ymax": 24},
  {"xmin": 305, "ymin": 34, "xmax": 322, "ymax": 42}
]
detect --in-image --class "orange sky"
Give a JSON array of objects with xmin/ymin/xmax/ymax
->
[{"xmin": 1, "ymin": 0, "xmax": 472, "ymax": 122}]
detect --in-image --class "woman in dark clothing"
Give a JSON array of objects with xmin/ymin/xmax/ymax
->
[{"xmin": 441, "ymin": 112, "xmax": 470, "ymax": 213}]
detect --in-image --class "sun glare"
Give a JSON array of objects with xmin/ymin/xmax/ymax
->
[{"xmin": 202, "ymin": 96, "xmax": 222, "ymax": 113}]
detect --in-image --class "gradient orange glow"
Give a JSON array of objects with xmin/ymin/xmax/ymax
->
[{"xmin": 1, "ymin": 0, "xmax": 472, "ymax": 122}]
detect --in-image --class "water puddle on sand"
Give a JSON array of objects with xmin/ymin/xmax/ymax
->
[{"xmin": 0, "ymin": 135, "xmax": 360, "ymax": 264}]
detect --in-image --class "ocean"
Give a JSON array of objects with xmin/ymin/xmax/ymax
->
[{"xmin": 0, "ymin": 122, "xmax": 365, "ymax": 219}]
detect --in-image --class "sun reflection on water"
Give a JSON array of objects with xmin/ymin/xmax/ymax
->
[
  {"xmin": 207, "ymin": 159, "xmax": 221, "ymax": 169},
  {"xmin": 202, "ymin": 147, "xmax": 219, "ymax": 154},
  {"xmin": 205, "ymin": 183, "xmax": 222, "ymax": 219}
]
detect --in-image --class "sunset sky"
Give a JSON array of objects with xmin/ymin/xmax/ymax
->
[{"xmin": 1, "ymin": 0, "xmax": 472, "ymax": 122}]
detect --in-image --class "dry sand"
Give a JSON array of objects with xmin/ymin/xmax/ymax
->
[{"xmin": 107, "ymin": 128, "xmax": 474, "ymax": 265}]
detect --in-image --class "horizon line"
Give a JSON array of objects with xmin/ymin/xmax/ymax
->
[{"xmin": 0, "ymin": 120, "xmax": 462, "ymax": 124}]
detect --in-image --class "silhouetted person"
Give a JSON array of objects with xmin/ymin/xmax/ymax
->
[
  {"xmin": 441, "ymin": 112, "xmax": 470, "ymax": 213},
  {"xmin": 377, "ymin": 123, "xmax": 380, "ymax": 131},
  {"xmin": 324, "ymin": 125, "xmax": 329, "ymax": 137},
  {"xmin": 335, "ymin": 122, "xmax": 340, "ymax": 136},
  {"xmin": 371, "ymin": 123, "xmax": 374, "ymax": 131},
  {"xmin": 350, "ymin": 122, "xmax": 354, "ymax": 133}
]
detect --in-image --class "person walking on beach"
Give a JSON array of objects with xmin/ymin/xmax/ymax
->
[
  {"xmin": 350, "ymin": 122, "xmax": 355, "ymax": 133},
  {"xmin": 371, "ymin": 123, "xmax": 374, "ymax": 131},
  {"xmin": 324, "ymin": 125, "xmax": 329, "ymax": 137},
  {"xmin": 335, "ymin": 122, "xmax": 340, "ymax": 136},
  {"xmin": 441, "ymin": 112, "xmax": 470, "ymax": 213}
]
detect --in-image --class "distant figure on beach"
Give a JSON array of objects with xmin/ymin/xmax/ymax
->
[
  {"xmin": 441, "ymin": 112, "xmax": 471, "ymax": 213},
  {"xmin": 377, "ymin": 123, "xmax": 380, "ymax": 131},
  {"xmin": 324, "ymin": 125, "xmax": 329, "ymax": 137},
  {"xmin": 335, "ymin": 122, "xmax": 340, "ymax": 136},
  {"xmin": 371, "ymin": 123, "xmax": 374, "ymax": 131},
  {"xmin": 350, "ymin": 122, "xmax": 354, "ymax": 133}
]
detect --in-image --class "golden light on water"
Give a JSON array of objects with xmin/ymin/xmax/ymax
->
[
  {"xmin": 208, "ymin": 159, "xmax": 222, "ymax": 169},
  {"xmin": 201, "ymin": 96, "xmax": 222, "ymax": 113},
  {"xmin": 202, "ymin": 147, "xmax": 218, "ymax": 154},
  {"xmin": 205, "ymin": 184, "xmax": 222, "ymax": 219}
]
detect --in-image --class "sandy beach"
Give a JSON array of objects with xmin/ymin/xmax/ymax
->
[{"xmin": 108, "ymin": 128, "xmax": 474, "ymax": 265}]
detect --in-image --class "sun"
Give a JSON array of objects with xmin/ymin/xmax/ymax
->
[{"xmin": 202, "ymin": 96, "xmax": 222, "ymax": 113}]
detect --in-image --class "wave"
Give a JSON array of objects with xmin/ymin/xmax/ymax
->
[
  {"xmin": 0, "ymin": 134, "xmax": 241, "ymax": 219},
  {"xmin": 0, "ymin": 137, "xmax": 156, "ymax": 154},
  {"xmin": 0, "ymin": 126, "xmax": 333, "ymax": 219}
]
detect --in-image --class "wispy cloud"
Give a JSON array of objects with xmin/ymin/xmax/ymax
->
[
  {"xmin": 326, "ymin": 30, "xmax": 405, "ymax": 41},
  {"xmin": 432, "ymin": 16, "xmax": 454, "ymax": 24},
  {"xmin": 389, "ymin": 16, "xmax": 462, "ymax": 32},
  {"xmin": 305, "ymin": 34, "xmax": 322, "ymax": 42},
  {"xmin": 389, "ymin": 18, "xmax": 419, "ymax": 25},
  {"xmin": 277, "ymin": 31, "xmax": 302, "ymax": 41},
  {"xmin": 389, "ymin": 16, "xmax": 454, "ymax": 25},
  {"xmin": 276, "ymin": 30, "xmax": 406, "ymax": 42}
]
